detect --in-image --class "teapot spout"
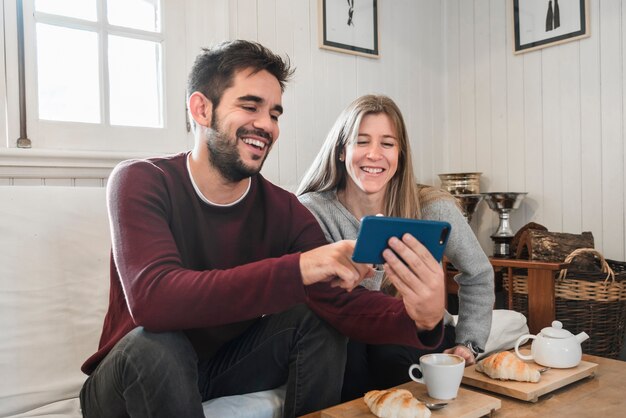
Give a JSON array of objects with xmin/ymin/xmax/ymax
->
[{"xmin": 576, "ymin": 331, "xmax": 590, "ymax": 344}]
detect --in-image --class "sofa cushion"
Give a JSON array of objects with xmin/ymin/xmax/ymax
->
[
  {"xmin": 449, "ymin": 309, "xmax": 529, "ymax": 360},
  {"xmin": 202, "ymin": 386, "xmax": 285, "ymax": 418},
  {"xmin": 0, "ymin": 186, "xmax": 110, "ymax": 417}
]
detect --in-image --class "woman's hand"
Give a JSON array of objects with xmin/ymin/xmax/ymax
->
[
  {"xmin": 383, "ymin": 233, "xmax": 445, "ymax": 331},
  {"xmin": 444, "ymin": 345, "xmax": 476, "ymax": 366}
]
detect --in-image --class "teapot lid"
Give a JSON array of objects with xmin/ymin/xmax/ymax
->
[{"xmin": 540, "ymin": 320, "xmax": 574, "ymax": 338}]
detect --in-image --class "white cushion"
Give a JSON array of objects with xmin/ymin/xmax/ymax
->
[
  {"xmin": 7, "ymin": 399, "xmax": 82, "ymax": 418},
  {"xmin": 0, "ymin": 187, "xmax": 110, "ymax": 417},
  {"xmin": 202, "ymin": 386, "xmax": 285, "ymax": 418},
  {"xmin": 481, "ymin": 309, "xmax": 529, "ymax": 358},
  {"xmin": 451, "ymin": 309, "xmax": 530, "ymax": 359},
  {"xmin": 0, "ymin": 186, "xmax": 284, "ymax": 418}
]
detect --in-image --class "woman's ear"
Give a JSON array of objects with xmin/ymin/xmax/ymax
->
[
  {"xmin": 188, "ymin": 92, "xmax": 213, "ymax": 128},
  {"xmin": 338, "ymin": 147, "xmax": 346, "ymax": 162}
]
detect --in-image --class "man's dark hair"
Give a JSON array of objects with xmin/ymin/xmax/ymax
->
[{"xmin": 187, "ymin": 40, "xmax": 294, "ymax": 109}]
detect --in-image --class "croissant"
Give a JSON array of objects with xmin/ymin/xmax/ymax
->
[
  {"xmin": 476, "ymin": 351, "xmax": 541, "ymax": 383},
  {"xmin": 364, "ymin": 388, "xmax": 431, "ymax": 418}
]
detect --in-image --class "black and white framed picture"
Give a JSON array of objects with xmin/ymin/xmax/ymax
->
[
  {"xmin": 513, "ymin": 0, "xmax": 589, "ymax": 54},
  {"xmin": 319, "ymin": 0, "xmax": 379, "ymax": 58}
]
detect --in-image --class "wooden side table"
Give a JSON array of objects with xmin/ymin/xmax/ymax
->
[
  {"xmin": 488, "ymin": 258, "xmax": 567, "ymax": 334},
  {"xmin": 444, "ymin": 257, "xmax": 568, "ymax": 334}
]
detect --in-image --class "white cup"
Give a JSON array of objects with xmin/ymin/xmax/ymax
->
[{"xmin": 408, "ymin": 353, "xmax": 465, "ymax": 400}]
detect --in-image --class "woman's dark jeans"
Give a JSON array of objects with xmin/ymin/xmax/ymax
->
[{"xmin": 341, "ymin": 324, "xmax": 456, "ymax": 402}]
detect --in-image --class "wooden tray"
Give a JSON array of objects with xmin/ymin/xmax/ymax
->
[
  {"xmin": 319, "ymin": 381, "xmax": 501, "ymax": 418},
  {"xmin": 462, "ymin": 352, "xmax": 598, "ymax": 402}
]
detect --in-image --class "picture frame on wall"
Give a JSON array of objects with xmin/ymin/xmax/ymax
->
[
  {"xmin": 513, "ymin": 0, "xmax": 589, "ymax": 54},
  {"xmin": 318, "ymin": 0, "xmax": 379, "ymax": 58}
]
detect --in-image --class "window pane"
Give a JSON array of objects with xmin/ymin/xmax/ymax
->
[
  {"xmin": 35, "ymin": 0, "xmax": 97, "ymax": 21},
  {"xmin": 108, "ymin": 36, "xmax": 162, "ymax": 128},
  {"xmin": 36, "ymin": 24, "xmax": 100, "ymax": 123},
  {"xmin": 108, "ymin": 0, "xmax": 161, "ymax": 32}
]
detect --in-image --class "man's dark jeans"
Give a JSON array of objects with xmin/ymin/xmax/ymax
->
[{"xmin": 80, "ymin": 304, "xmax": 347, "ymax": 417}]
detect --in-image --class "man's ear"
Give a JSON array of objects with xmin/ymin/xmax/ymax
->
[{"xmin": 188, "ymin": 92, "xmax": 213, "ymax": 128}]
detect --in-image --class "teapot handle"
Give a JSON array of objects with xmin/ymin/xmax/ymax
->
[{"xmin": 514, "ymin": 334, "xmax": 536, "ymax": 361}]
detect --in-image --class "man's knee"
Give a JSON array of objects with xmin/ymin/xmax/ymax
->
[
  {"xmin": 292, "ymin": 305, "xmax": 346, "ymax": 340},
  {"xmin": 116, "ymin": 328, "xmax": 198, "ymax": 374},
  {"xmin": 290, "ymin": 305, "xmax": 347, "ymax": 364},
  {"xmin": 82, "ymin": 329, "xmax": 203, "ymax": 418}
]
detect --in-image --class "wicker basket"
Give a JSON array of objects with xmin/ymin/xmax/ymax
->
[{"xmin": 502, "ymin": 248, "xmax": 626, "ymax": 358}]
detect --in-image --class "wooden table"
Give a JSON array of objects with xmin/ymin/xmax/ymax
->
[
  {"xmin": 299, "ymin": 354, "xmax": 626, "ymax": 418},
  {"xmin": 488, "ymin": 258, "xmax": 567, "ymax": 334}
]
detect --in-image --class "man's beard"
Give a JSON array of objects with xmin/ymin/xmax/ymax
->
[{"xmin": 205, "ymin": 115, "xmax": 273, "ymax": 183}]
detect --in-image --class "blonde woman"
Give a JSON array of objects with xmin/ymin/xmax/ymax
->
[{"xmin": 297, "ymin": 95, "xmax": 494, "ymax": 401}]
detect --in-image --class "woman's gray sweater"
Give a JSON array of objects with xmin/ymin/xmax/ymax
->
[{"xmin": 298, "ymin": 190, "xmax": 493, "ymax": 351}]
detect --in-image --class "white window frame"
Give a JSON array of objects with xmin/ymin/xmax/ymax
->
[
  {"xmin": 0, "ymin": 1, "xmax": 7, "ymax": 146},
  {"xmin": 3, "ymin": 0, "xmax": 190, "ymax": 158}
]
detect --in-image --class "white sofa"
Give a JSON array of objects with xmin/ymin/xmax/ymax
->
[{"xmin": 0, "ymin": 186, "xmax": 284, "ymax": 418}]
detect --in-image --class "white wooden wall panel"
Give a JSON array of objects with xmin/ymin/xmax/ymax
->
[
  {"xmin": 459, "ymin": 0, "xmax": 477, "ymax": 173},
  {"xmin": 560, "ymin": 42, "xmax": 582, "ymax": 234},
  {"xmin": 444, "ymin": 1, "xmax": 461, "ymax": 173},
  {"xmin": 274, "ymin": 0, "xmax": 297, "ymax": 188},
  {"xmin": 184, "ymin": 0, "xmax": 229, "ymax": 75},
  {"xmin": 579, "ymin": 0, "xmax": 603, "ymax": 247},
  {"xmin": 292, "ymin": 0, "xmax": 315, "ymax": 190},
  {"xmin": 431, "ymin": 0, "xmax": 444, "ymax": 178},
  {"xmin": 411, "ymin": 0, "xmax": 425, "ymax": 182},
  {"xmin": 413, "ymin": 0, "xmax": 434, "ymax": 185},
  {"xmin": 504, "ymin": 2, "xmax": 524, "ymax": 205},
  {"xmin": 522, "ymin": 53, "xmax": 544, "ymax": 226},
  {"xmin": 43, "ymin": 178, "xmax": 74, "ymax": 187},
  {"xmin": 493, "ymin": 0, "xmax": 512, "ymax": 192},
  {"xmin": 599, "ymin": 0, "xmax": 624, "ymax": 259},
  {"xmin": 474, "ymin": 0, "xmax": 492, "ymax": 186},
  {"xmin": 541, "ymin": 48, "xmax": 563, "ymax": 232},
  {"xmin": 472, "ymin": 0, "xmax": 507, "ymax": 250},
  {"xmin": 446, "ymin": 0, "xmax": 626, "ymax": 260},
  {"xmin": 255, "ymin": 0, "xmax": 279, "ymax": 184},
  {"xmin": 225, "ymin": 0, "xmax": 445, "ymax": 193},
  {"xmin": 620, "ymin": 0, "xmax": 626, "ymax": 359},
  {"xmin": 0, "ymin": 0, "xmax": 7, "ymax": 147}
]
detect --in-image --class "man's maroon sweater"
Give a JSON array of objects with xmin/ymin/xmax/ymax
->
[{"xmin": 82, "ymin": 152, "xmax": 442, "ymax": 374}]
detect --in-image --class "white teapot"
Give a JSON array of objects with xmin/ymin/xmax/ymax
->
[{"xmin": 514, "ymin": 320, "xmax": 589, "ymax": 368}]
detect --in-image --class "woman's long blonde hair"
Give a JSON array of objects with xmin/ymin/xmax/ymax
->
[{"xmin": 297, "ymin": 94, "xmax": 453, "ymax": 218}]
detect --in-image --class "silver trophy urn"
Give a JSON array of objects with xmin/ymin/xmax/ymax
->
[
  {"xmin": 482, "ymin": 192, "xmax": 527, "ymax": 257},
  {"xmin": 438, "ymin": 172, "xmax": 483, "ymax": 223}
]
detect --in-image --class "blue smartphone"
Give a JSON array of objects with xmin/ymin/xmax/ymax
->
[{"xmin": 352, "ymin": 216, "xmax": 451, "ymax": 264}]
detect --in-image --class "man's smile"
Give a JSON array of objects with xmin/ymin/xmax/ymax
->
[{"xmin": 242, "ymin": 137, "xmax": 267, "ymax": 149}]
